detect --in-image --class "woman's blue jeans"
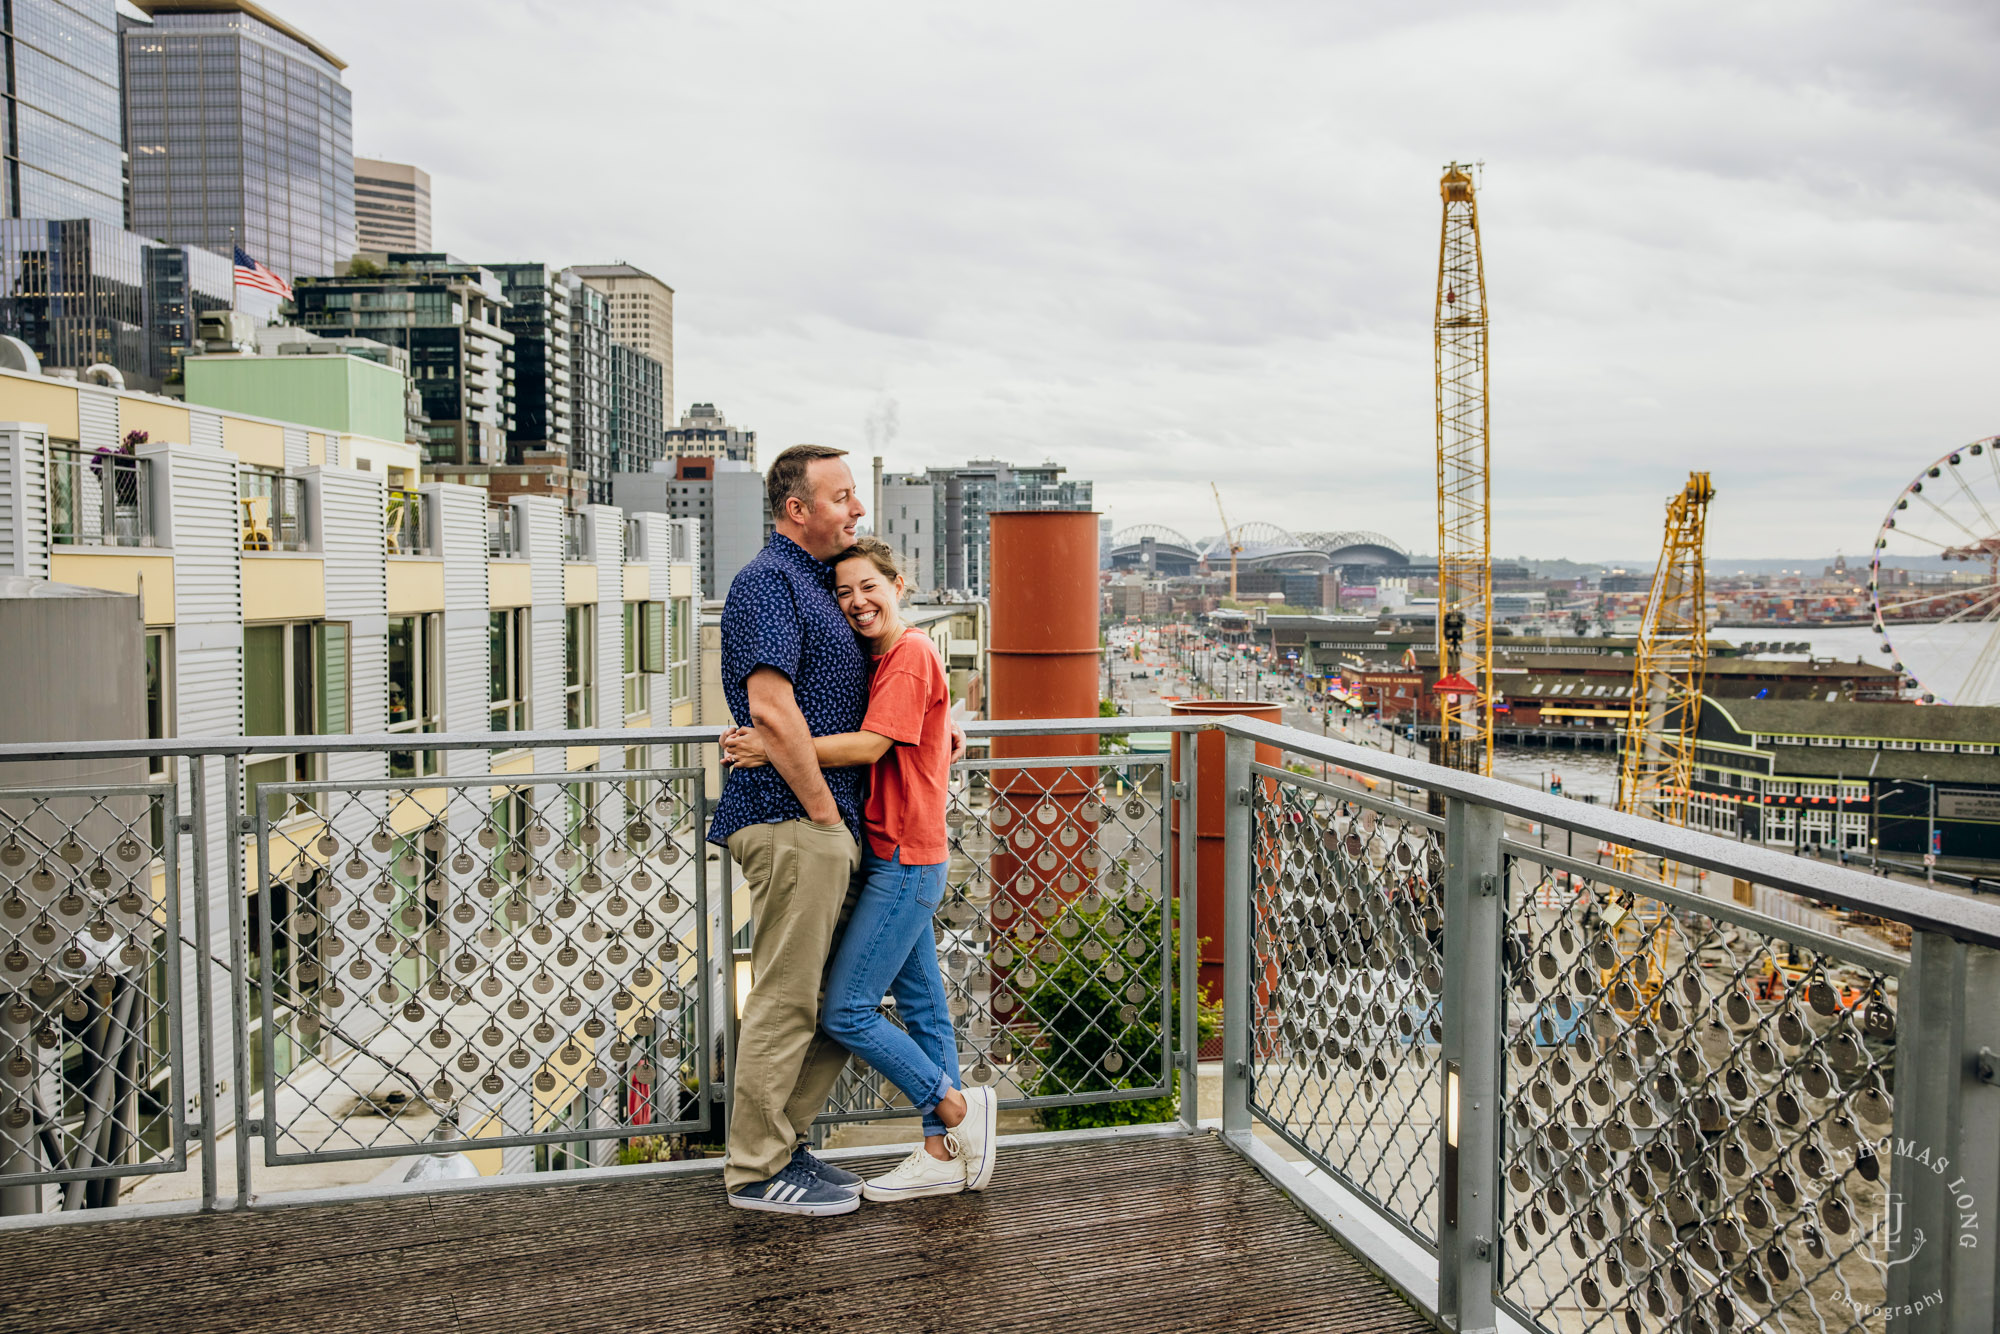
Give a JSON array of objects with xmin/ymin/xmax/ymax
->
[{"xmin": 822, "ymin": 846, "xmax": 961, "ymax": 1135}]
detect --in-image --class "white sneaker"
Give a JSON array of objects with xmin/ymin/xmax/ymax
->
[
  {"xmin": 860, "ymin": 1143, "xmax": 967, "ymax": 1202},
  {"xmin": 952, "ymin": 1086, "xmax": 999, "ymax": 1191}
]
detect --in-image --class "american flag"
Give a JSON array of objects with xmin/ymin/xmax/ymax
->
[{"xmin": 233, "ymin": 246, "xmax": 292, "ymax": 301}]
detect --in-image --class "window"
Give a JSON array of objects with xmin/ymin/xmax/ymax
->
[
  {"xmin": 1765, "ymin": 780, "xmax": 1796, "ymax": 797},
  {"xmin": 1809, "ymin": 737, "xmax": 1842, "ymax": 748},
  {"xmin": 1845, "ymin": 738, "xmax": 1876, "ymax": 749},
  {"xmin": 489, "ymin": 609, "xmax": 531, "ymax": 733},
  {"xmin": 388, "ymin": 614, "xmax": 441, "ymax": 778},
  {"xmin": 1919, "ymin": 741, "xmax": 1955, "ymax": 753},
  {"xmin": 622, "ymin": 603, "xmax": 649, "ymax": 718},
  {"xmin": 1883, "ymin": 739, "xmax": 1917, "ymax": 751},
  {"xmin": 1964, "ymin": 744, "xmax": 1995, "ymax": 755},
  {"xmin": 145, "ymin": 629, "xmax": 174, "ymax": 780},
  {"xmin": 244, "ymin": 622, "xmax": 347, "ymax": 818},
  {"xmin": 669, "ymin": 598, "xmax": 691, "ymax": 704},
  {"xmin": 1800, "ymin": 782, "xmax": 1836, "ymax": 800},
  {"xmin": 565, "ymin": 605, "xmax": 595, "ymax": 728}
]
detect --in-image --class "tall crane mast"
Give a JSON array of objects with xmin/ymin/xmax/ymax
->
[
  {"xmin": 1211, "ymin": 482, "xmax": 1241, "ymax": 602},
  {"xmin": 1434, "ymin": 162, "xmax": 1494, "ymax": 775},
  {"xmin": 1614, "ymin": 472, "xmax": 1716, "ymax": 875}
]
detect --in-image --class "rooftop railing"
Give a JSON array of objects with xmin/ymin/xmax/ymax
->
[
  {"xmin": 0, "ymin": 717, "xmax": 1994, "ymax": 1333},
  {"xmin": 48, "ymin": 445, "xmax": 153, "ymax": 548}
]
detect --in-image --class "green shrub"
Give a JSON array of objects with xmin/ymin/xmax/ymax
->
[{"xmin": 1020, "ymin": 891, "xmax": 1217, "ymax": 1130}]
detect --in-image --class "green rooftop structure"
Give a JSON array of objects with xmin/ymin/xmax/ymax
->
[{"xmin": 184, "ymin": 353, "xmax": 408, "ymax": 443}]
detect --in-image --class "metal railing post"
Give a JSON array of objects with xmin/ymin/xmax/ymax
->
[
  {"xmin": 223, "ymin": 756, "xmax": 252, "ymax": 1207},
  {"xmin": 1220, "ymin": 730, "xmax": 1252, "ymax": 1141},
  {"xmin": 1887, "ymin": 931, "xmax": 2000, "ymax": 1330},
  {"xmin": 187, "ymin": 755, "xmax": 219, "ymax": 1211},
  {"xmin": 1439, "ymin": 796, "xmax": 1503, "ymax": 1334},
  {"xmin": 1177, "ymin": 735, "xmax": 1200, "ymax": 1132}
]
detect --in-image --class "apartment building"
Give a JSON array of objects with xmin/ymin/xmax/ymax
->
[
  {"xmin": 613, "ymin": 456, "xmax": 765, "ymax": 599},
  {"xmin": 0, "ymin": 364, "xmax": 702, "ymax": 1170},
  {"xmin": 0, "ymin": 368, "xmax": 699, "ymax": 767},
  {"xmin": 293, "ymin": 255, "xmax": 516, "ymax": 472}
]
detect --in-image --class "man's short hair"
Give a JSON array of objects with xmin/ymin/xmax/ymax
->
[{"xmin": 767, "ymin": 444, "xmax": 850, "ymax": 521}]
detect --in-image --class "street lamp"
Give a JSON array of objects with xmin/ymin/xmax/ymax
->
[{"xmin": 1871, "ymin": 783, "xmax": 1933, "ymax": 880}]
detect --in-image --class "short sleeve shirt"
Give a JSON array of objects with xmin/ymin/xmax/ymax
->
[
  {"xmin": 859, "ymin": 631, "xmax": 953, "ymax": 865},
  {"xmin": 706, "ymin": 534, "xmax": 870, "ymax": 847}
]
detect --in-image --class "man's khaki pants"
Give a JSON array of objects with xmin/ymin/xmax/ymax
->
[{"xmin": 722, "ymin": 818, "xmax": 862, "ymax": 1191}]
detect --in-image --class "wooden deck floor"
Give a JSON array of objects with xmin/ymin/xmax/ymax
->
[{"xmin": 0, "ymin": 1131, "xmax": 1430, "ymax": 1334}]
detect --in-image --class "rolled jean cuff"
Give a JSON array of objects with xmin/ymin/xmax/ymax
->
[{"xmin": 917, "ymin": 1068, "xmax": 955, "ymax": 1137}]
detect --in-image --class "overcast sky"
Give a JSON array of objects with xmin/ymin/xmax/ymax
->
[{"xmin": 313, "ymin": 0, "xmax": 1999, "ymax": 561}]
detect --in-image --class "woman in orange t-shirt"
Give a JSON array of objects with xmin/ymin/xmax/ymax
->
[{"xmin": 723, "ymin": 538, "xmax": 997, "ymax": 1202}]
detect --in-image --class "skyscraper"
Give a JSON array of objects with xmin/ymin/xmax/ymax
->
[
  {"xmin": 2, "ymin": 0, "xmax": 126, "ymax": 228},
  {"xmin": 122, "ymin": 1, "xmax": 355, "ymax": 282},
  {"xmin": 0, "ymin": 218, "xmax": 232, "ymax": 389},
  {"xmin": 354, "ymin": 158, "xmax": 431, "ymax": 252},
  {"xmin": 566, "ymin": 263, "xmax": 673, "ymax": 425}
]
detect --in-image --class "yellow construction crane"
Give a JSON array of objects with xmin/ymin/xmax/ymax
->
[
  {"xmin": 1211, "ymin": 482, "xmax": 1241, "ymax": 603},
  {"xmin": 1613, "ymin": 471, "xmax": 1716, "ymax": 875},
  {"xmin": 1434, "ymin": 162, "xmax": 1494, "ymax": 775}
]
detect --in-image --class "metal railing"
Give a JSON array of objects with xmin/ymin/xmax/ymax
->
[
  {"xmin": 487, "ymin": 505, "xmax": 519, "ymax": 558},
  {"xmin": 386, "ymin": 489, "xmax": 429, "ymax": 556},
  {"xmin": 1214, "ymin": 716, "xmax": 2000, "ymax": 1334},
  {"xmin": 48, "ymin": 445, "xmax": 153, "ymax": 548},
  {"xmin": 0, "ymin": 717, "xmax": 1995, "ymax": 1334},
  {"xmin": 239, "ymin": 470, "xmax": 305, "ymax": 552},
  {"xmin": 0, "ymin": 722, "xmax": 1185, "ymax": 1218}
]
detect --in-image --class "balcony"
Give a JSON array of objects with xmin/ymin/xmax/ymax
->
[
  {"xmin": 385, "ymin": 488, "xmax": 430, "ymax": 556},
  {"xmin": 239, "ymin": 469, "xmax": 305, "ymax": 552},
  {"xmin": 0, "ymin": 719, "xmax": 1995, "ymax": 1334},
  {"xmin": 486, "ymin": 505, "xmax": 520, "ymax": 558},
  {"xmin": 48, "ymin": 445, "xmax": 153, "ymax": 548}
]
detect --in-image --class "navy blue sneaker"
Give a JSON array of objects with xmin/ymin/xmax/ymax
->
[
  {"xmin": 729, "ymin": 1158, "xmax": 860, "ymax": 1215},
  {"xmin": 792, "ymin": 1146, "xmax": 862, "ymax": 1193}
]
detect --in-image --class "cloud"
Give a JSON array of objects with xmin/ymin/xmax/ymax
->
[{"xmin": 324, "ymin": 0, "xmax": 2000, "ymax": 558}]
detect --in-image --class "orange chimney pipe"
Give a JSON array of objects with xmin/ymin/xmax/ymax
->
[{"xmin": 985, "ymin": 511, "xmax": 1103, "ymax": 1022}]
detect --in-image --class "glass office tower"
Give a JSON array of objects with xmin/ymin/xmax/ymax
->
[
  {"xmin": 3, "ymin": 0, "xmax": 126, "ymax": 227},
  {"xmin": 0, "ymin": 218, "xmax": 232, "ymax": 388},
  {"xmin": 121, "ymin": 1, "xmax": 354, "ymax": 282}
]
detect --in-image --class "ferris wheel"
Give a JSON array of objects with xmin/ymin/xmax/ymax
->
[{"xmin": 1870, "ymin": 434, "xmax": 2000, "ymax": 705}]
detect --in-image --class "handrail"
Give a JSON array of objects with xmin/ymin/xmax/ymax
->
[{"xmin": 4, "ymin": 713, "xmax": 1994, "ymax": 947}]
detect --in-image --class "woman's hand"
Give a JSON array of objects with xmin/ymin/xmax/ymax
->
[{"xmin": 720, "ymin": 725, "xmax": 770, "ymax": 769}]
